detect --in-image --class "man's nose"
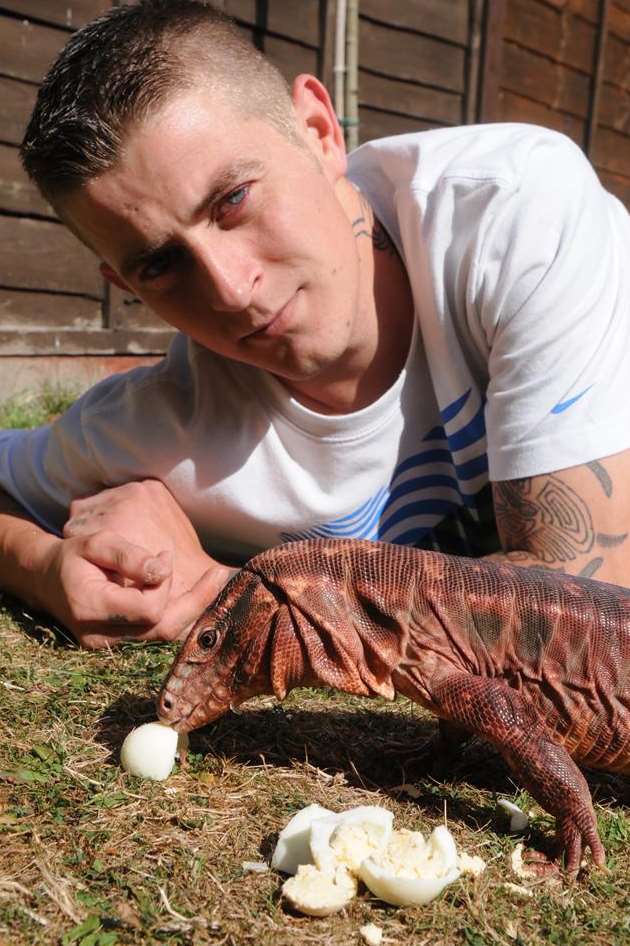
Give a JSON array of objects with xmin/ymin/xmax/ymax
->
[{"xmin": 192, "ymin": 236, "xmax": 260, "ymax": 312}]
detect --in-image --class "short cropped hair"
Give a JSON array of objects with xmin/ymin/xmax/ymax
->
[{"xmin": 21, "ymin": 0, "xmax": 295, "ymax": 206}]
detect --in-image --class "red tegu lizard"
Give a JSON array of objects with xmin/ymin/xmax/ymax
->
[{"xmin": 157, "ymin": 538, "xmax": 630, "ymax": 872}]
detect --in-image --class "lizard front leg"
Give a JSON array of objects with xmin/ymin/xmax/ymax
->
[{"xmin": 431, "ymin": 673, "xmax": 606, "ymax": 873}]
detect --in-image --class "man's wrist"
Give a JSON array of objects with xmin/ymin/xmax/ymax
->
[{"xmin": 1, "ymin": 521, "xmax": 62, "ymax": 611}]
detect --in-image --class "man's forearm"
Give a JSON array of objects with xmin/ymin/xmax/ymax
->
[
  {"xmin": 484, "ymin": 547, "xmax": 627, "ymax": 587},
  {"xmin": 0, "ymin": 488, "xmax": 60, "ymax": 611}
]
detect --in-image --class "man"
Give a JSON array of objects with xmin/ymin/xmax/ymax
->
[{"xmin": 1, "ymin": 0, "xmax": 629, "ymax": 649}]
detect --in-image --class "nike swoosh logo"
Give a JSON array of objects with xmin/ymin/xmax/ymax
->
[{"xmin": 551, "ymin": 385, "xmax": 593, "ymax": 414}]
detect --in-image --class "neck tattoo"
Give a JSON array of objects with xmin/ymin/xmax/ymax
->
[{"xmin": 351, "ymin": 190, "xmax": 396, "ymax": 257}]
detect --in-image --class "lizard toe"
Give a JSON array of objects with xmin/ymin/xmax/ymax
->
[{"xmin": 555, "ymin": 812, "xmax": 606, "ymax": 873}]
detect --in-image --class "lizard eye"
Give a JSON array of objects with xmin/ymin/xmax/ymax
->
[{"xmin": 198, "ymin": 629, "xmax": 217, "ymax": 650}]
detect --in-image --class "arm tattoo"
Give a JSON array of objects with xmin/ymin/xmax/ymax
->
[
  {"xmin": 578, "ymin": 557, "xmax": 604, "ymax": 579},
  {"xmin": 493, "ymin": 476, "xmax": 594, "ymax": 564},
  {"xmin": 494, "ymin": 465, "xmax": 628, "ymax": 577},
  {"xmin": 587, "ymin": 460, "xmax": 612, "ymax": 497}
]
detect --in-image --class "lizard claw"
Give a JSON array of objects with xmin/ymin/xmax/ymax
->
[{"xmin": 554, "ymin": 813, "xmax": 606, "ymax": 874}]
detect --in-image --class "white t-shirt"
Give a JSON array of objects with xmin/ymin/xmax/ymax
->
[{"xmin": 1, "ymin": 123, "xmax": 629, "ymax": 563}]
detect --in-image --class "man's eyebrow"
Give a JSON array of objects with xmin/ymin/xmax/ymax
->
[
  {"xmin": 119, "ymin": 160, "xmax": 266, "ymax": 278},
  {"xmin": 191, "ymin": 159, "xmax": 265, "ymax": 219}
]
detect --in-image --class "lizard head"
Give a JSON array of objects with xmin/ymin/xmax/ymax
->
[{"xmin": 156, "ymin": 568, "xmax": 280, "ymax": 732}]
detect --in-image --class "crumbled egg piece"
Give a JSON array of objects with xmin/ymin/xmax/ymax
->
[
  {"xmin": 497, "ymin": 799, "xmax": 529, "ymax": 833},
  {"xmin": 458, "ymin": 852, "xmax": 487, "ymax": 876},
  {"xmin": 271, "ymin": 803, "xmax": 334, "ymax": 875},
  {"xmin": 359, "ymin": 826, "xmax": 461, "ymax": 906},
  {"xmin": 242, "ymin": 861, "xmax": 269, "ymax": 874},
  {"xmin": 282, "ymin": 864, "xmax": 358, "ymax": 916},
  {"xmin": 120, "ymin": 721, "xmax": 189, "ymax": 781},
  {"xmin": 310, "ymin": 806, "xmax": 394, "ymax": 876},
  {"xmin": 510, "ymin": 842, "xmax": 538, "ymax": 879},
  {"xmin": 502, "ymin": 881, "xmax": 533, "ymax": 898},
  {"xmin": 360, "ymin": 922, "xmax": 383, "ymax": 946}
]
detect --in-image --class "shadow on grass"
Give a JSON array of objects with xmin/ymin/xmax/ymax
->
[
  {"xmin": 95, "ymin": 693, "xmax": 529, "ymax": 832},
  {"xmin": 96, "ymin": 688, "xmax": 630, "ymax": 831},
  {"xmin": 1, "ymin": 594, "xmax": 77, "ymax": 648}
]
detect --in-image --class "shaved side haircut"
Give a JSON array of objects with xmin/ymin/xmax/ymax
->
[{"xmin": 21, "ymin": 0, "xmax": 295, "ymax": 208}]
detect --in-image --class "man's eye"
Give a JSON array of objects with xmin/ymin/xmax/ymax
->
[
  {"xmin": 223, "ymin": 185, "xmax": 249, "ymax": 209},
  {"xmin": 140, "ymin": 248, "xmax": 182, "ymax": 282}
]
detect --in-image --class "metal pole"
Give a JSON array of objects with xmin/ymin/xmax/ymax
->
[{"xmin": 345, "ymin": 0, "xmax": 359, "ymax": 150}]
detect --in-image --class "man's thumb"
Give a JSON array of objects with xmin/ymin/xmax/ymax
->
[{"xmin": 163, "ymin": 566, "xmax": 238, "ymax": 641}]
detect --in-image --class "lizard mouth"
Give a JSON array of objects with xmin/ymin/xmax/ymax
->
[{"xmin": 159, "ymin": 699, "xmax": 228, "ymax": 733}]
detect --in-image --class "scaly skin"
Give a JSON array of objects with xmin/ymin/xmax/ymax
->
[{"xmin": 157, "ymin": 538, "xmax": 630, "ymax": 872}]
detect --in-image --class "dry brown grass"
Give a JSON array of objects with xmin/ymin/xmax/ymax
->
[{"xmin": 1, "ymin": 599, "xmax": 629, "ymax": 946}]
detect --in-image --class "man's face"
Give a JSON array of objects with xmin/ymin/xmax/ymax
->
[{"xmin": 62, "ymin": 81, "xmax": 367, "ymax": 398}]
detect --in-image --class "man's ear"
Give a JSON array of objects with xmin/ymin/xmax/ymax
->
[
  {"xmin": 291, "ymin": 74, "xmax": 347, "ymax": 181},
  {"xmin": 100, "ymin": 261, "xmax": 133, "ymax": 293}
]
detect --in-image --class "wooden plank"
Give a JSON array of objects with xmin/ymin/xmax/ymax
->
[
  {"xmin": 0, "ymin": 288, "xmax": 102, "ymax": 330},
  {"xmin": 479, "ymin": 0, "xmax": 507, "ymax": 121},
  {"xmin": 359, "ymin": 18, "xmax": 466, "ymax": 93},
  {"xmin": 359, "ymin": 0, "xmax": 469, "ymax": 46},
  {"xmin": 109, "ymin": 286, "xmax": 169, "ymax": 331},
  {"xmin": 598, "ymin": 167, "xmax": 630, "ymax": 206},
  {"xmin": 0, "ymin": 77, "xmax": 37, "ymax": 146},
  {"xmin": 592, "ymin": 124, "xmax": 630, "ymax": 174},
  {"xmin": 497, "ymin": 89, "xmax": 586, "ymax": 144},
  {"xmin": 609, "ymin": 1, "xmax": 630, "ymax": 39},
  {"xmin": 465, "ymin": 0, "xmax": 485, "ymax": 123},
  {"xmin": 540, "ymin": 0, "xmax": 599, "ymax": 22},
  {"xmin": 0, "ymin": 217, "xmax": 101, "ymax": 295},
  {"xmin": 0, "ymin": 143, "xmax": 53, "ymax": 216},
  {"xmin": 262, "ymin": 33, "xmax": 319, "ymax": 83},
  {"xmin": 0, "ymin": 15, "xmax": 69, "ymax": 83},
  {"xmin": 539, "ymin": 0, "xmax": 596, "ymax": 19},
  {"xmin": 1, "ymin": 1, "xmax": 110, "ymax": 30},
  {"xmin": 0, "ymin": 328, "xmax": 174, "ymax": 356},
  {"xmin": 320, "ymin": 0, "xmax": 337, "ymax": 88},
  {"xmin": 358, "ymin": 107, "xmax": 435, "ymax": 145},
  {"xmin": 584, "ymin": 0, "xmax": 610, "ymax": 156},
  {"xmin": 358, "ymin": 70, "xmax": 462, "ymax": 125},
  {"xmin": 604, "ymin": 31, "xmax": 630, "ymax": 88},
  {"xmin": 505, "ymin": 0, "xmax": 596, "ymax": 73},
  {"xmin": 501, "ymin": 42, "xmax": 591, "ymax": 117},
  {"xmin": 598, "ymin": 80, "xmax": 630, "ymax": 131},
  {"xmin": 224, "ymin": 0, "xmax": 320, "ymax": 48}
]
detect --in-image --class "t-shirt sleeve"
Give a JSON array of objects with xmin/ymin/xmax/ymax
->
[
  {"xmin": 474, "ymin": 130, "xmax": 630, "ymax": 480},
  {"xmin": 0, "ymin": 394, "xmax": 108, "ymax": 535}
]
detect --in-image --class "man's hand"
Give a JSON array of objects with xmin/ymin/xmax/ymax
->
[{"xmin": 37, "ymin": 479, "xmax": 237, "ymax": 649}]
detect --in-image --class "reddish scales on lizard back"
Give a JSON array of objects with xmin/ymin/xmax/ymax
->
[{"xmin": 158, "ymin": 538, "xmax": 630, "ymax": 872}]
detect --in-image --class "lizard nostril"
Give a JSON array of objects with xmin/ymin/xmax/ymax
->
[{"xmin": 161, "ymin": 695, "xmax": 172, "ymax": 711}]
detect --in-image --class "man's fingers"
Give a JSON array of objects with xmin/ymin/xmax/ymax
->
[
  {"xmin": 77, "ymin": 622, "xmax": 172, "ymax": 650},
  {"xmin": 80, "ymin": 531, "xmax": 172, "ymax": 586},
  {"xmin": 93, "ymin": 573, "xmax": 172, "ymax": 626},
  {"xmin": 154, "ymin": 566, "xmax": 239, "ymax": 642},
  {"xmin": 70, "ymin": 564, "xmax": 239, "ymax": 649}
]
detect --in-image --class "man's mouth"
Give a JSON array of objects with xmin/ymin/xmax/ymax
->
[{"xmin": 241, "ymin": 291, "xmax": 298, "ymax": 341}]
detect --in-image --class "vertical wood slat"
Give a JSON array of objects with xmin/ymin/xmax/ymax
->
[
  {"xmin": 466, "ymin": 0, "xmax": 485, "ymax": 124},
  {"xmin": 478, "ymin": 0, "xmax": 507, "ymax": 122},
  {"xmin": 584, "ymin": 0, "xmax": 611, "ymax": 156},
  {"xmin": 319, "ymin": 0, "xmax": 337, "ymax": 88}
]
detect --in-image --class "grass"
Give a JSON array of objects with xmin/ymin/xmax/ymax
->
[
  {"xmin": 0, "ymin": 389, "xmax": 629, "ymax": 945},
  {"xmin": 0, "ymin": 383, "xmax": 80, "ymax": 429},
  {"xmin": 1, "ymin": 611, "xmax": 629, "ymax": 946}
]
